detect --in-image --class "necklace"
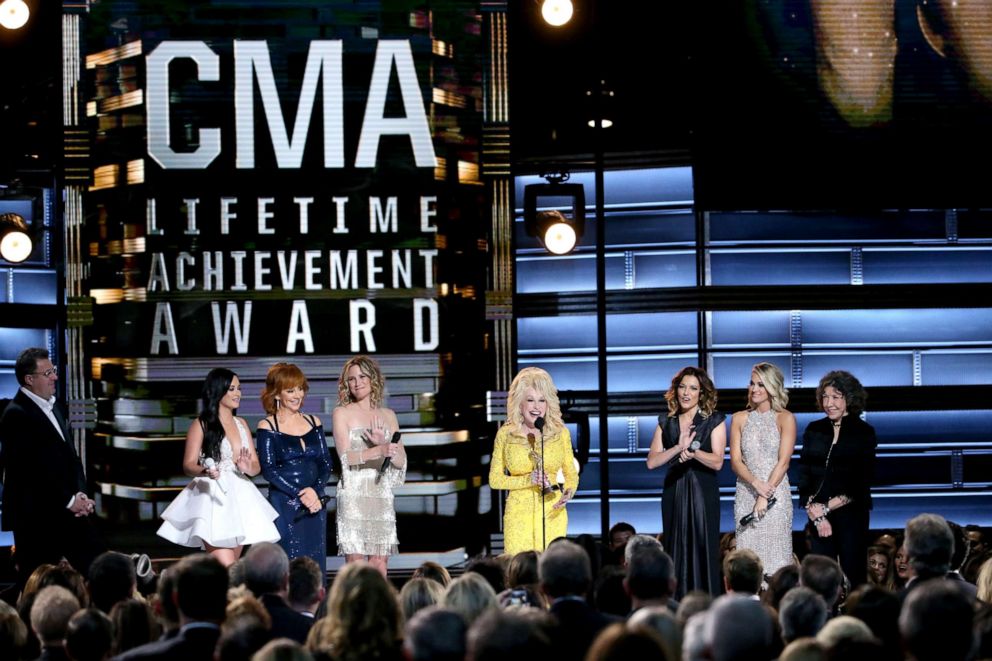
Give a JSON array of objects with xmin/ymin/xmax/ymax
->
[{"xmin": 831, "ymin": 420, "xmax": 842, "ymax": 428}]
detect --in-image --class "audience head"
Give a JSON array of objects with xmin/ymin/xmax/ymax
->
[
  {"xmin": 288, "ymin": 557, "xmax": 324, "ymax": 612},
  {"xmin": 466, "ymin": 556, "xmax": 506, "ymax": 595},
  {"xmin": 153, "ymin": 565, "xmax": 180, "ymax": 630},
  {"xmin": 894, "ymin": 543, "xmax": 911, "ymax": 585},
  {"xmin": 87, "ymin": 551, "xmax": 136, "ymax": 613},
  {"xmin": 110, "ymin": 598, "xmax": 160, "ymax": 654},
  {"xmin": 0, "ymin": 599, "xmax": 27, "ymax": 661},
  {"xmin": 946, "ymin": 520, "xmax": 969, "ymax": 572},
  {"xmin": 39, "ymin": 562, "xmax": 89, "ymax": 608},
  {"xmin": 977, "ymin": 557, "xmax": 992, "ymax": 603},
  {"xmin": 763, "ymin": 564, "xmax": 800, "ymax": 611},
  {"xmin": 466, "ymin": 607, "xmax": 551, "ymax": 661},
  {"xmin": 30, "ymin": 585, "xmax": 80, "ymax": 647},
  {"xmin": 253, "ymin": 638, "xmax": 313, "ymax": 661},
  {"xmin": 623, "ymin": 534, "xmax": 662, "ymax": 566},
  {"xmin": 675, "ymin": 590, "xmax": 713, "ymax": 629},
  {"xmin": 723, "ymin": 548, "xmax": 763, "ymax": 595},
  {"xmin": 226, "ymin": 594, "xmax": 272, "ymax": 629},
  {"xmin": 815, "ymin": 370, "xmax": 868, "ymax": 415},
  {"xmin": 842, "ymin": 584, "xmax": 901, "ymax": 653},
  {"xmin": 307, "ymin": 561, "xmax": 400, "ymax": 659},
  {"xmin": 217, "ymin": 616, "xmax": 271, "ymax": 661},
  {"xmin": 625, "ymin": 544, "xmax": 676, "ymax": 604},
  {"xmin": 593, "ymin": 565, "xmax": 631, "ymax": 617},
  {"xmin": 904, "ymin": 513, "xmax": 955, "ymax": 580},
  {"xmin": 866, "ymin": 544, "xmax": 895, "ymax": 589},
  {"xmin": 64, "ymin": 608, "xmax": 113, "ymax": 661},
  {"xmin": 779, "ymin": 638, "xmax": 827, "ymax": 661},
  {"xmin": 411, "ymin": 561, "xmax": 451, "ymax": 588},
  {"xmin": 899, "ymin": 579, "xmax": 975, "ymax": 661},
  {"xmin": 815, "ymin": 615, "xmax": 875, "ymax": 650},
  {"xmin": 627, "ymin": 605, "xmax": 681, "ymax": 660},
  {"xmin": 608, "ymin": 522, "xmax": 636, "ymax": 551},
  {"xmin": 538, "ymin": 539, "xmax": 591, "ymax": 599},
  {"xmin": 800, "ymin": 554, "xmax": 844, "ymax": 610},
  {"xmin": 506, "ymin": 550, "xmax": 540, "ymax": 588},
  {"xmin": 778, "ymin": 586, "xmax": 828, "ymax": 644},
  {"xmin": 703, "ymin": 594, "xmax": 774, "ymax": 661},
  {"xmin": 403, "ymin": 607, "xmax": 467, "ymax": 661},
  {"xmin": 399, "ymin": 577, "xmax": 445, "ymax": 622},
  {"xmin": 719, "ymin": 532, "xmax": 737, "ymax": 559},
  {"xmin": 245, "ymin": 542, "xmax": 290, "ymax": 596},
  {"xmin": 442, "ymin": 572, "xmax": 498, "ymax": 626},
  {"xmin": 682, "ymin": 611, "xmax": 709, "ymax": 661},
  {"xmin": 585, "ymin": 623, "xmax": 669, "ymax": 661},
  {"xmin": 174, "ymin": 553, "xmax": 229, "ymax": 623}
]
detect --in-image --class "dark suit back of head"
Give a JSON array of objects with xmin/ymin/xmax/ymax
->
[
  {"xmin": 905, "ymin": 513, "xmax": 954, "ymax": 579},
  {"xmin": 900, "ymin": 579, "xmax": 975, "ymax": 661},
  {"xmin": 404, "ymin": 607, "xmax": 467, "ymax": 661},
  {"xmin": 244, "ymin": 542, "xmax": 289, "ymax": 596},
  {"xmin": 626, "ymin": 545, "xmax": 675, "ymax": 601},
  {"xmin": 539, "ymin": 539, "xmax": 591, "ymax": 598},
  {"xmin": 175, "ymin": 554, "xmax": 229, "ymax": 622},
  {"xmin": 800, "ymin": 554, "xmax": 843, "ymax": 609},
  {"xmin": 87, "ymin": 551, "xmax": 136, "ymax": 613}
]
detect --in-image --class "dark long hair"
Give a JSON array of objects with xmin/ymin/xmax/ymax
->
[{"xmin": 200, "ymin": 368, "xmax": 237, "ymax": 462}]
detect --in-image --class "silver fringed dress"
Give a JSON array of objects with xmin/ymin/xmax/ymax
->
[
  {"xmin": 335, "ymin": 427, "xmax": 405, "ymax": 556},
  {"xmin": 734, "ymin": 409, "xmax": 794, "ymax": 573}
]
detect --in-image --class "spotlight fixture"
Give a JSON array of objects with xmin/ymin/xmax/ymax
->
[
  {"xmin": 523, "ymin": 172, "xmax": 585, "ymax": 255},
  {"xmin": 541, "ymin": 0, "xmax": 573, "ymax": 27},
  {"xmin": 0, "ymin": 212, "xmax": 32, "ymax": 263},
  {"xmin": 0, "ymin": 0, "xmax": 29, "ymax": 30}
]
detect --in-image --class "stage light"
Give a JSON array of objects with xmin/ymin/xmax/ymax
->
[
  {"xmin": 523, "ymin": 176, "xmax": 585, "ymax": 255},
  {"xmin": 0, "ymin": 212, "xmax": 32, "ymax": 263},
  {"xmin": 587, "ymin": 118, "xmax": 613, "ymax": 128},
  {"xmin": 0, "ymin": 0, "xmax": 29, "ymax": 30},
  {"xmin": 541, "ymin": 0, "xmax": 573, "ymax": 27}
]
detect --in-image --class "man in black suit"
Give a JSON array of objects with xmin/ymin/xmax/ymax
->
[
  {"xmin": 539, "ymin": 539, "xmax": 619, "ymax": 661},
  {"xmin": 0, "ymin": 347, "xmax": 103, "ymax": 587},
  {"xmin": 244, "ymin": 542, "xmax": 313, "ymax": 643},
  {"xmin": 115, "ymin": 553, "xmax": 227, "ymax": 661}
]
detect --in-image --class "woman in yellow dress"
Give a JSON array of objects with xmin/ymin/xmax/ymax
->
[{"xmin": 489, "ymin": 367, "xmax": 579, "ymax": 555}]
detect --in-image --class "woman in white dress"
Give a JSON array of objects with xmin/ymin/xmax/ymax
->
[
  {"xmin": 158, "ymin": 368, "xmax": 280, "ymax": 566},
  {"xmin": 331, "ymin": 355, "xmax": 406, "ymax": 577},
  {"xmin": 730, "ymin": 362, "xmax": 796, "ymax": 576}
]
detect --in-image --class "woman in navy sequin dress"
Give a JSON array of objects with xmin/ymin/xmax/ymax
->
[{"xmin": 256, "ymin": 363, "xmax": 333, "ymax": 574}]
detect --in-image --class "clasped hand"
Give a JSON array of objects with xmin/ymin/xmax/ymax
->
[
  {"xmin": 298, "ymin": 487, "xmax": 322, "ymax": 514},
  {"xmin": 70, "ymin": 492, "xmax": 95, "ymax": 517},
  {"xmin": 552, "ymin": 488, "xmax": 573, "ymax": 511},
  {"xmin": 677, "ymin": 427, "xmax": 697, "ymax": 463}
]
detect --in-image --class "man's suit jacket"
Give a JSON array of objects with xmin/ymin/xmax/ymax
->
[
  {"xmin": 0, "ymin": 389, "xmax": 85, "ymax": 533},
  {"xmin": 113, "ymin": 624, "xmax": 221, "ymax": 661},
  {"xmin": 261, "ymin": 593, "xmax": 313, "ymax": 644}
]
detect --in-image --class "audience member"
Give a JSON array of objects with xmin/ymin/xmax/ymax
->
[
  {"xmin": 287, "ymin": 558, "xmax": 324, "ymax": 618},
  {"xmin": 465, "ymin": 556, "xmax": 506, "ymax": 595},
  {"xmin": 899, "ymin": 579, "xmax": 975, "ymax": 661},
  {"xmin": 674, "ymin": 591, "xmax": 712, "ymax": 629},
  {"xmin": 623, "ymin": 534, "xmax": 662, "ymax": 567},
  {"xmin": 305, "ymin": 561, "xmax": 401, "ymax": 661},
  {"xmin": 151, "ymin": 567, "xmax": 179, "ymax": 640},
  {"xmin": 402, "ymin": 607, "xmax": 466, "ymax": 661},
  {"xmin": 814, "ymin": 615, "xmax": 875, "ymax": 651},
  {"xmin": 30, "ymin": 585, "xmax": 80, "ymax": 661},
  {"xmin": 866, "ymin": 544, "xmax": 896, "ymax": 591},
  {"xmin": 593, "ymin": 565, "xmax": 631, "ymax": 617},
  {"xmin": 779, "ymin": 637, "xmax": 827, "ymax": 661},
  {"xmin": 411, "ymin": 561, "xmax": 451, "ymax": 588},
  {"xmin": 904, "ymin": 513, "xmax": 954, "ymax": 586},
  {"xmin": 763, "ymin": 564, "xmax": 800, "ymax": 611},
  {"xmin": 398, "ymin": 578, "xmax": 444, "ymax": 622},
  {"xmin": 109, "ymin": 599, "xmax": 160, "ymax": 655},
  {"xmin": 625, "ymin": 544, "xmax": 678, "ymax": 612},
  {"xmin": 702, "ymin": 594, "xmax": 774, "ymax": 661},
  {"xmin": 574, "ymin": 533, "xmax": 604, "ymax": 579},
  {"xmin": 440, "ymin": 572, "xmax": 497, "ymax": 627},
  {"xmin": 465, "ymin": 608, "xmax": 552, "ymax": 661},
  {"xmin": 0, "ymin": 598, "xmax": 28, "ymax": 661},
  {"xmin": 605, "ymin": 522, "xmax": 636, "ymax": 565},
  {"xmin": 87, "ymin": 552, "xmax": 136, "ymax": 614},
  {"xmin": 114, "ymin": 553, "xmax": 228, "ymax": 661},
  {"xmin": 722, "ymin": 549, "xmax": 763, "ymax": 597},
  {"xmin": 216, "ymin": 617, "xmax": 271, "ymax": 661},
  {"xmin": 225, "ymin": 595, "xmax": 272, "ymax": 629},
  {"xmin": 585, "ymin": 622, "xmax": 669, "ymax": 661},
  {"xmin": 779, "ymin": 586, "xmax": 828, "ymax": 644},
  {"xmin": 39, "ymin": 562, "xmax": 89, "ymax": 609},
  {"xmin": 977, "ymin": 557, "xmax": 992, "ymax": 603},
  {"xmin": 800, "ymin": 554, "xmax": 844, "ymax": 614},
  {"xmin": 244, "ymin": 543, "xmax": 312, "ymax": 644},
  {"xmin": 842, "ymin": 585, "xmax": 901, "ymax": 659},
  {"xmin": 627, "ymin": 605, "xmax": 681, "ymax": 660},
  {"xmin": 538, "ymin": 539, "xmax": 618, "ymax": 660},
  {"xmin": 64, "ymin": 608, "xmax": 113, "ymax": 661},
  {"xmin": 252, "ymin": 638, "xmax": 313, "ymax": 661},
  {"xmin": 682, "ymin": 612, "xmax": 708, "ymax": 661},
  {"xmin": 974, "ymin": 602, "xmax": 992, "ymax": 661}
]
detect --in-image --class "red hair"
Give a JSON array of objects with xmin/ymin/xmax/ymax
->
[{"xmin": 260, "ymin": 363, "xmax": 309, "ymax": 415}]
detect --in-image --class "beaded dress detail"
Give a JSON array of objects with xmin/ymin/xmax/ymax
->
[{"xmin": 335, "ymin": 427, "xmax": 405, "ymax": 556}]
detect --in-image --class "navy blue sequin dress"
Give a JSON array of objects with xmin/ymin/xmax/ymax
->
[{"xmin": 257, "ymin": 415, "xmax": 333, "ymax": 573}]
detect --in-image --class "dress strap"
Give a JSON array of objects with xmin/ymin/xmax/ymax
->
[
  {"xmin": 271, "ymin": 416, "xmax": 280, "ymax": 432},
  {"xmin": 305, "ymin": 414, "xmax": 317, "ymax": 429}
]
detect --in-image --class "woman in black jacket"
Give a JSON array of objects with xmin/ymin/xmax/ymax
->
[{"xmin": 798, "ymin": 370, "xmax": 877, "ymax": 587}]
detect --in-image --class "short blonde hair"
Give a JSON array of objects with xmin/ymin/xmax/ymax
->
[
  {"xmin": 749, "ymin": 362, "xmax": 789, "ymax": 411},
  {"xmin": 504, "ymin": 367, "xmax": 564, "ymax": 436}
]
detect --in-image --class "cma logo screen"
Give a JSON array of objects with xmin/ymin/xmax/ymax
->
[{"xmin": 145, "ymin": 39, "xmax": 437, "ymax": 170}]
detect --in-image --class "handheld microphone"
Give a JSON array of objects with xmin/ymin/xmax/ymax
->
[
  {"xmin": 668, "ymin": 439, "xmax": 701, "ymax": 465},
  {"xmin": 739, "ymin": 496, "xmax": 777, "ymax": 527},
  {"xmin": 202, "ymin": 458, "xmax": 227, "ymax": 494},
  {"xmin": 294, "ymin": 493, "xmax": 331, "ymax": 521},
  {"xmin": 374, "ymin": 431, "xmax": 402, "ymax": 485}
]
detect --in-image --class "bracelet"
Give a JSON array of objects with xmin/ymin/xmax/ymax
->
[
  {"xmin": 822, "ymin": 504, "xmax": 831, "ymax": 517},
  {"xmin": 813, "ymin": 516, "xmax": 826, "ymax": 526}
]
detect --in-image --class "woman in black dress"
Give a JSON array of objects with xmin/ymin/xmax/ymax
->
[
  {"xmin": 798, "ymin": 370, "xmax": 877, "ymax": 587},
  {"xmin": 646, "ymin": 366, "xmax": 727, "ymax": 597}
]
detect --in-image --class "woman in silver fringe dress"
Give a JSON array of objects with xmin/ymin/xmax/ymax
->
[
  {"xmin": 730, "ymin": 362, "xmax": 796, "ymax": 576},
  {"xmin": 331, "ymin": 355, "xmax": 406, "ymax": 577}
]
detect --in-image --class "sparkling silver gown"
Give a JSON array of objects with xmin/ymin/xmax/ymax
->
[
  {"xmin": 335, "ymin": 427, "xmax": 405, "ymax": 556},
  {"xmin": 734, "ymin": 409, "xmax": 793, "ymax": 573}
]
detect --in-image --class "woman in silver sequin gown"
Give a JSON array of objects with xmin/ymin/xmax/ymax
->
[
  {"xmin": 730, "ymin": 362, "xmax": 796, "ymax": 575},
  {"xmin": 332, "ymin": 355, "xmax": 406, "ymax": 577}
]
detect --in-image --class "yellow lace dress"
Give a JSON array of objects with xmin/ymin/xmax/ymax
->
[{"xmin": 488, "ymin": 425, "xmax": 579, "ymax": 555}]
